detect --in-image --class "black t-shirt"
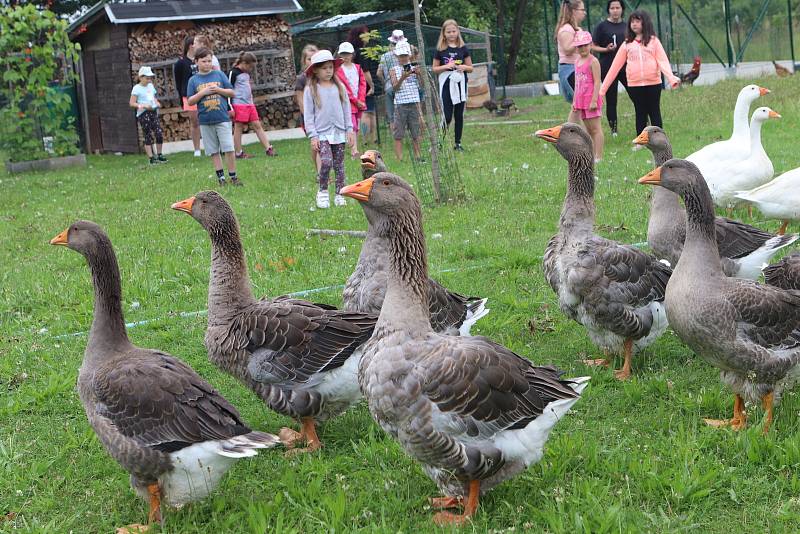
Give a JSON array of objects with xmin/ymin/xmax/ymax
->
[
  {"xmin": 173, "ymin": 56, "xmax": 198, "ymax": 99},
  {"xmin": 355, "ymin": 49, "xmax": 380, "ymax": 95},
  {"xmin": 434, "ymin": 45, "xmax": 471, "ymax": 85},
  {"xmin": 592, "ymin": 20, "xmax": 627, "ymax": 71}
]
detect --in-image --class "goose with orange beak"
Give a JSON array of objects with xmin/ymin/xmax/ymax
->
[
  {"xmin": 535, "ymin": 122, "xmax": 671, "ymax": 380},
  {"xmin": 341, "ymin": 173, "xmax": 489, "ymax": 335},
  {"xmin": 638, "ymin": 159, "xmax": 800, "ymax": 433},
  {"xmin": 632, "ymin": 126, "xmax": 795, "ymax": 279}
]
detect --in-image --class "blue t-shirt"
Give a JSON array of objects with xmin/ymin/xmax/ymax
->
[
  {"xmin": 187, "ymin": 70, "xmax": 233, "ymax": 125},
  {"xmin": 130, "ymin": 82, "xmax": 158, "ymax": 117}
]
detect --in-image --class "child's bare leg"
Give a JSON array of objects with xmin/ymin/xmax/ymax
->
[
  {"xmin": 585, "ymin": 117, "xmax": 604, "ymax": 161},
  {"xmin": 363, "ymin": 112, "xmax": 376, "ymax": 143},
  {"xmin": 251, "ymin": 122, "xmax": 272, "ymax": 150},
  {"xmin": 189, "ymin": 111, "xmax": 201, "ymax": 151},
  {"xmin": 568, "ymin": 108, "xmax": 584, "ymax": 127},
  {"xmin": 211, "ymin": 152, "xmax": 223, "ymax": 171},
  {"xmin": 156, "ymin": 142, "xmax": 163, "ymax": 155},
  {"xmin": 144, "ymin": 145, "xmax": 153, "ymax": 158},
  {"xmin": 224, "ymin": 151, "xmax": 237, "ymax": 173},
  {"xmin": 233, "ymin": 123, "xmax": 244, "ymax": 154},
  {"xmin": 394, "ymin": 139, "xmax": 403, "ymax": 160},
  {"xmin": 311, "ymin": 147, "xmax": 320, "ymax": 171},
  {"xmin": 412, "ymin": 138, "xmax": 421, "ymax": 158}
]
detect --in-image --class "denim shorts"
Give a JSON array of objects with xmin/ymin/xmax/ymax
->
[{"xmin": 558, "ymin": 63, "xmax": 576, "ymax": 104}]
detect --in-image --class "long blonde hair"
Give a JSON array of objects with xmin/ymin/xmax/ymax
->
[
  {"xmin": 436, "ymin": 19, "xmax": 465, "ymax": 50},
  {"xmin": 301, "ymin": 44, "xmax": 319, "ymax": 67},
  {"xmin": 554, "ymin": 0, "xmax": 583, "ymax": 38},
  {"xmin": 307, "ymin": 61, "xmax": 348, "ymax": 110},
  {"xmin": 194, "ymin": 34, "xmax": 215, "ymax": 52}
]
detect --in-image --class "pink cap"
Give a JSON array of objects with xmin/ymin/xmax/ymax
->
[{"xmin": 573, "ymin": 30, "xmax": 593, "ymax": 47}]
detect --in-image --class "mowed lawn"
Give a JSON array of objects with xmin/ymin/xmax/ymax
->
[{"xmin": 3, "ymin": 76, "xmax": 800, "ymax": 533}]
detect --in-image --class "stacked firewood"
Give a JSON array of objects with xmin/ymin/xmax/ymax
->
[{"xmin": 128, "ymin": 16, "xmax": 298, "ymax": 145}]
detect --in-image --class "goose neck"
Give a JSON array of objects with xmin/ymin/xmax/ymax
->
[
  {"xmin": 561, "ymin": 153, "xmax": 596, "ymax": 238},
  {"xmin": 85, "ymin": 242, "xmax": 130, "ymax": 356},
  {"xmin": 731, "ymin": 95, "xmax": 752, "ymax": 141},
  {"xmin": 207, "ymin": 222, "xmax": 255, "ymax": 325},
  {"xmin": 679, "ymin": 183, "xmax": 723, "ymax": 275}
]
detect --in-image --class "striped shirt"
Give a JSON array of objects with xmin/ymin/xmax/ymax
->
[{"xmin": 392, "ymin": 65, "xmax": 421, "ymax": 104}]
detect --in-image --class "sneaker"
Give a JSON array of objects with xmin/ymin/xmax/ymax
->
[
  {"xmin": 149, "ymin": 157, "xmax": 158, "ymax": 165},
  {"xmin": 231, "ymin": 177, "xmax": 244, "ymax": 186},
  {"xmin": 316, "ymin": 190, "xmax": 329, "ymax": 209},
  {"xmin": 334, "ymin": 194, "xmax": 347, "ymax": 206},
  {"xmin": 612, "ymin": 131, "xmax": 618, "ymax": 138},
  {"xmin": 454, "ymin": 143, "xmax": 465, "ymax": 152},
  {"xmin": 218, "ymin": 177, "xmax": 227, "ymax": 186},
  {"xmin": 157, "ymin": 154, "xmax": 167, "ymax": 163},
  {"xmin": 266, "ymin": 146, "xmax": 277, "ymax": 157},
  {"xmin": 236, "ymin": 151, "xmax": 253, "ymax": 159},
  {"xmin": 193, "ymin": 150, "xmax": 202, "ymax": 157}
]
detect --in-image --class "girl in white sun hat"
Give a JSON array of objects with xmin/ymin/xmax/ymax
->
[
  {"xmin": 129, "ymin": 66, "xmax": 166, "ymax": 165},
  {"xmin": 303, "ymin": 50, "xmax": 355, "ymax": 209}
]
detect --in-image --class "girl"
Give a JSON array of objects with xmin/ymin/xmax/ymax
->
[
  {"xmin": 600, "ymin": 10, "xmax": 680, "ymax": 135},
  {"xmin": 129, "ymin": 66, "xmax": 166, "ymax": 165},
  {"xmin": 303, "ymin": 50, "xmax": 355, "ymax": 209},
  {"xmin": 336, "ymin": 41, "xmax": 366, "ymax": 158},
  {"xmin": 555, "ymin": 0, "xmax": 586, "ymax": 111},
  {"xmin": 295, "ymin": 44, "xmax": 320, "ymax": 172},
  {"xmin": 572, "ymin": 31, "xmax": 604, "ymax": 162},
  {"xmin": 228, "ymin": 51, "xmax": 276, "ymax": 159},
  {"xmin": 173, "ymin": 35, "xmax": 201, "ymax": 156},
  {"xmin": 348, "ymin": 25, "xmax": 377, "ymax": 146},
  {"xmin": 592, "ymin": 0, "xmax": 628, "ymax": 136},
  {"xmin": 194, "ymin": 35, "xmax": 220, "ymax": 70},
  {"xmin": 432, "ymin": 19, "xmax": 473, "ymax": 151}
]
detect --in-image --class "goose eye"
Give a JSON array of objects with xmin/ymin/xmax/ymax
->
[{"xmin": 383, "ymin": 179, "xmax": 390, "ymax": 186}]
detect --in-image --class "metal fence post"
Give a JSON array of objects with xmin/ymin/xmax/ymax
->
[
  {"xmin": 789, "ymin": 0, "xmax": 797, "ymax": 69},
  {"xmin": 723, "ymin": 0, "xmax": 735, "ymax": 68},
  {"xmin": 655, "ymin": 0, "xmax": 662, "ymax": 40},
  {"xmin": 544, "ymin": 0, "xmax": 552, "ymax": 80},
  {"xmin": 667, "ymin": 0, "xmax": 675, "ymax": 60}
]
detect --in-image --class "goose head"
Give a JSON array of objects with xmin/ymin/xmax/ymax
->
[
  {"xmin": 638, "ymin": 159, "xmax": 707, "ymax": 198},
  {"xmin": 632, "ymin": 126, "xmax": 669, "ymax": 153},
  {"xmin": 172, "ymin": 190, "xmax": 238, "ymax": 239},
  {"xmin": 739, "ymin": 84, "xmax": 770, "ymax": 104},
  {"xmin": 50, "ymin": 220, "xmax": 111, "ymax": 257},
  {"xmin": 340, "ymin": 172, "xmax": 419, "ymax": 217},
  {"xmin": 535, "ymin": 122, "xmax": 593, "ymax": 161},
  {"xmin": 360, "ymin": 150, "xmax": 387, "ymax": 178},
  {"xmin": 750, "ymin": 106, "xmax": 781, "ymax": 126}
]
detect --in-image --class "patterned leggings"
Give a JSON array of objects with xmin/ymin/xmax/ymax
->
[
  {"xmin": 137, "ymin": 110, "xmax": 163, "ymax": 146},
  {"xmin": 318, "ymin": 141, "xmax": 346, "ymax": 193}
]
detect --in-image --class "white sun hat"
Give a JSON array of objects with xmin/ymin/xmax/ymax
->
[
  {"xmin": 394, "ymin": 41, "xmax": 411, "ymax": 56},
  {"xmin": 337, "ymin": 42, "xmax": 355, "ymax": 54},
  {"xmin": 138, "ymin": 66, "xmax": 155, "ymax": 77}
]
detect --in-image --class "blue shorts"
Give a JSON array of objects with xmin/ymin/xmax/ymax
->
[
  {"xmin": 558, "ymin": 63, "xmax": 576, "ymax": 104},
  {"xmin": 365, "ymin": 95, "xmax": 376, "ymax": 112}
]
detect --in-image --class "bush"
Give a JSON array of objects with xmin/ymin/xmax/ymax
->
[{"xmin": 0, "ymin": 4, "xmax": 81, "ymax": 162}]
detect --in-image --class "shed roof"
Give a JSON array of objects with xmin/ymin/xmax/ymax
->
[
  {"xmin": 290, "ymin": 10, "xmax": 412, "ymax": 35},
  {"xmin": 69, "ymin": 0, "xmax": 302, "ymax": 34}
]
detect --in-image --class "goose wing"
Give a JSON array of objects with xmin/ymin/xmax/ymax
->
[{"xmin": 714, "ymin": 217, "xmax": 773, "ymax": 259}]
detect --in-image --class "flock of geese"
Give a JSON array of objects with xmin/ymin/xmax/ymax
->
[{"xmin": 49, "ymin": 83, "xmax": 800, "ymax": 531}]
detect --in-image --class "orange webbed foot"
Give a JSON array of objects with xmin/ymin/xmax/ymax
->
[
  {"xmin": 116, "ymin": 525, "xmax": 149, "ymax": 534},
  {"xmin": 429, "ymin": 496, "xmax": 463, "ymax": 510},
  {"xmin": 433, "ymin": 511, "xmax": 471, "ymax": 526},
  {"xmin": 581, "ymin": 358, "xmax": 611, "ymax": 367}
]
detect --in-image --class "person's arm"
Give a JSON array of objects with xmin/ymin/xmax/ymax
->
[
  {"xmin": 653, "ymin": 38, "xmax": 681, "ymax": 87},
  {"xmin": 186, "ymin": 79, "xmax": 205, "ymax": 106},
  {"xmin": 591, "ymin": 23, "xmax": 612, "ymax": 55},
  {"xmin": 129, "ymin": 93, "xmax": 140, "ymax": 110},
  {"xmin": 295, "ymin": 90, "xmax": 304, "ymax": 114},
  {"xmin": 303, "ymin": 87, "xmax": 317, "ymax": 139},
  {"xmin": 376, "ymin": 59, "xmax": 386, "ymax": 83},
  {"xmin": 458, "ymin": 55, "xmax": 474, "ymax": 73},
  {"xmin": 599, "ymin": 42, "xmax": 628, "ymax": 95},
  {"xmin": 337, "ymin": 69, "xmax": 358, "ymax": 107},
  {"xmin": 390, "ymin": 67, "xmax": 408, "ymax": 92},
  {"xmin": 590, "ymin": 57, "xmax": 601, "ymax": 109},
  {"xmin": 173, "ymin": 61, "xmax": 185, "ymax": 99},
  {"xmin": 557, "ymin": 27, "xmax": 577, "ymax": 58},
  {"xmin": 357, "ymin": 66, "xmax": 367, "ymax": 106},
  {"xmin": 364, "ymin": 69, "xmax": 374, "ymax": 97},
  {"xmin": 432, "ymin": 55, "xmax": 449, "ymax": 74}
]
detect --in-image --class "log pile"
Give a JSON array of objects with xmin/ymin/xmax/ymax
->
[{"xmin": 128, "ymin": 16, "xmax": 298, "ymax": 145}]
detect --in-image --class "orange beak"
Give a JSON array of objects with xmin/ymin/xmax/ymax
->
[
  {"xmin": 632, "ymin": 130, "xmax": 649, "ymax": 145},
  {"xmin": 759, "ymin": 86, "xmax": 771, "ymax": 96},
  {"xmin": 50, "ymin": 228, "xmax": 69, "ymax": 246},
  {"xmin": 534, "ymin": 125, "xmax": 562, "ymax": 144},
  {"xmin": 340, "ymin": 177, "xmax": 374, "ymax": 201},
  {"xmin": 768, "ymin": 110, "xmax": 781, "ymax": 119},
  {"xmin": 638, "ymin": 166, "xmax": 662, "ymax": 186},
  {"xmin": 360, "ymin": 151, "xmax": 377, "ymax": 170},
  {"xmin": 171, "ymin": 196, "xmax": 195, "ymax": 214}
]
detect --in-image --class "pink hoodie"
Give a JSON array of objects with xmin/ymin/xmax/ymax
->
[{"xmin": 600, "ymin": 36, "xmax": 679, "ymax": 94}]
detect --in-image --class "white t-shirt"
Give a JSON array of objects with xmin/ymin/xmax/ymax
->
[
  {"xmin": 341, "ymin": 64, "xmax": 360, "ymax": 96},
  {"xmin": 130, "ymin": 82, "xmax": 158, "ymax": 116}
]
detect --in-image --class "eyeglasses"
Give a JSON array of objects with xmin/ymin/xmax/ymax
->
[{"xmin": 575, "ymin": 7, "xmax": 586, "ymax": 11}]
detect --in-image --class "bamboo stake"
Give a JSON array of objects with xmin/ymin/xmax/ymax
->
[{"xmin": 412, "ymin": 0, "xmax": 441, "ymax": 203}]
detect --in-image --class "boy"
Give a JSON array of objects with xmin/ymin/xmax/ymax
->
[
  {"xmin": 187, "ymin": 47, "xmax": 241, "ymax": 186},
  {"xmin": 389, "ymin": 41, "xmax": 422, "ymax": 161}
]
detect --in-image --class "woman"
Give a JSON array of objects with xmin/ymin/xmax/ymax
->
[
  {"xmin": 600, "ymin": 10, "xmax": 680, "ymax": 135},
  {"xmin": 432, "ymin": 19, "xmax": 473, "ymax": 151},
  {"xmin": 173, "ymin": 35, "xmax": 201, "ymax": 156},
  {"xmin": 555, "ymin": 0, "xmax": 586, "ymax": 117},
  {"xmin": 592, "ymin": 0, "xmax": 628, "ymax": 136}
]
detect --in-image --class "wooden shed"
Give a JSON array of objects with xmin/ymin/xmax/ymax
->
[{"xmin": 68, "ymin": 0, "xmax": 303, "ymax": 154}]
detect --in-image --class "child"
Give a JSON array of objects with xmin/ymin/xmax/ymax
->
[
  {"xmin": 572, "ymin": 31, "xmax": 604, "ymax": 162},
  {"xmin": 194, "ymin": 35, "xmax": 220, "ymax": 70},
  {"xmin": 303, "ymin": 50, "xmax": 355, "ymax": 209},
  {"xmin": 173, "ymin": 35, "xmax": 202, "ymax": 156},
  {"xmin": 295, "ymin": 44, "xmax": 321, "ymax": 173},
  {"xmin": 336, "ymin": 41, "xmax": 366, "ymax": 158},
  {"xmin": 600, "ymin": 9, "xmax": 680, "ymax": 135},
  {"xmin": 389, "ymin": 41, "xmax": 422, "ymax": 161},
  {"xmin": 187, "ymin": 47, "xmax": 240, "ymax": 186},
  {"xmin": 129, "ymin": 66, "xmax": 166, "ymax": 165},
  {"xmin": 228, "ymin": 51, "xmax": 276, "ymax": 159},
  {"xmin": 432, "ymin": 19, "xmax": 473, "ymax": 151}
]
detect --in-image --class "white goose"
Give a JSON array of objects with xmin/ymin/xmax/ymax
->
[
  {"xmin": 686, "ymin": 84, "xmax": 769, "ymax": 165},
  {"xmin": 736, "ymin": 167, "xmax": 800, "ymax": 235},
  {"xmin": 694, "ymin": 107, "xmax": 780, "ymax": 212}
]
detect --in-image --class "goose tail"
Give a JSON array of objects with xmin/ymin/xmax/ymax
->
[{"xmin": 458, "ymin": 297, "xmax": 490, "ymax": 336}]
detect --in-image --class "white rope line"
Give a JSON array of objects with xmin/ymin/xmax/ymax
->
[{"xmin": 51, "ymin": 262, "xmax": 492, "ymax": 339}]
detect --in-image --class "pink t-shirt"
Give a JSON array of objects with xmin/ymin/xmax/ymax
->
[{"xmin": 557, "ymin": 24, "xmax": 579, "ymax": 64}]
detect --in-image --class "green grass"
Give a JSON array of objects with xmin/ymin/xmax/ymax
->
[{"xmin": 3, "ymin": 76, "xmax": 800, "ymax": 533}]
